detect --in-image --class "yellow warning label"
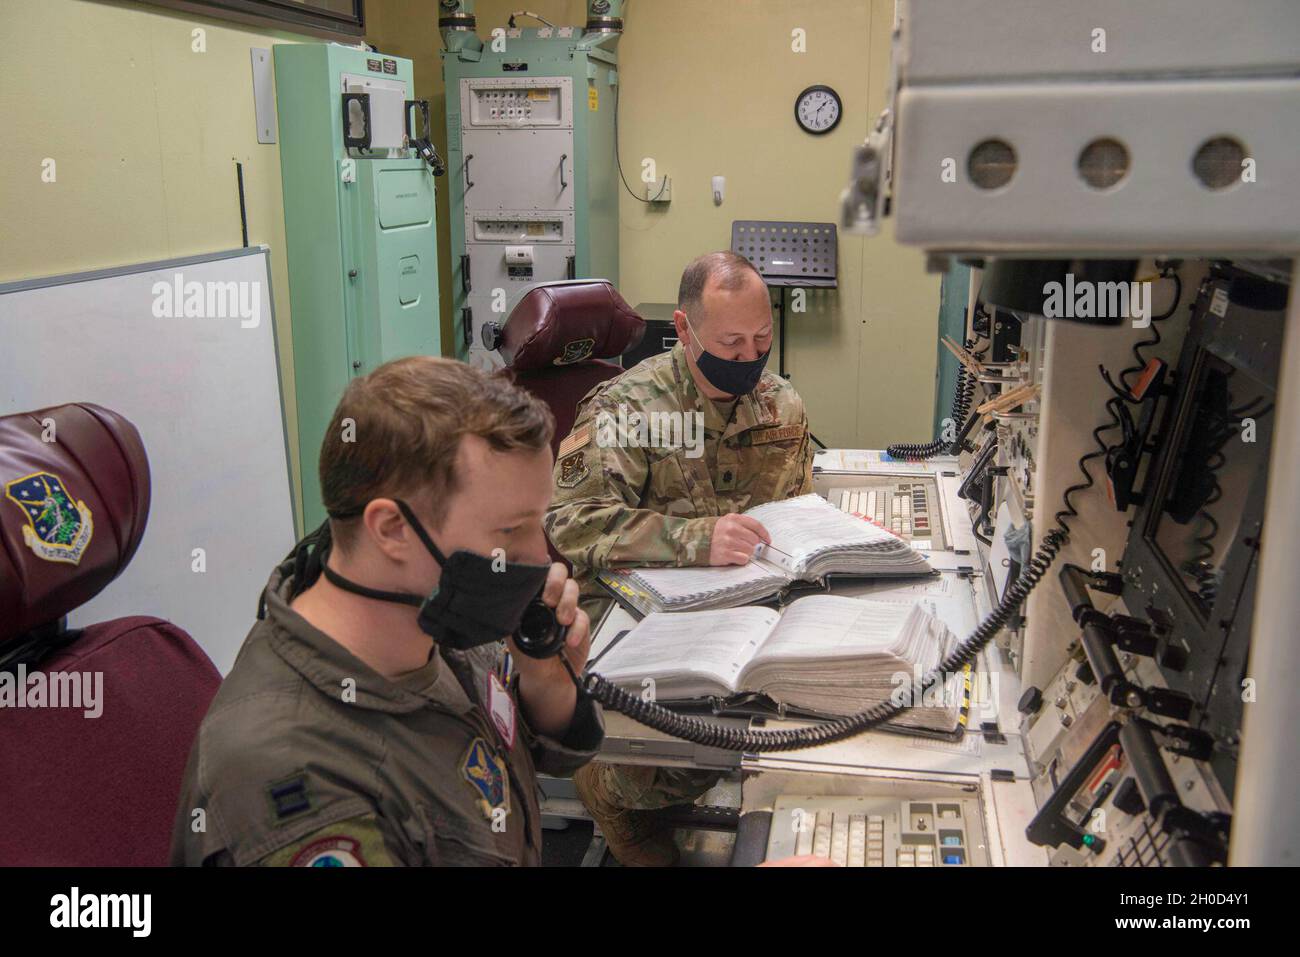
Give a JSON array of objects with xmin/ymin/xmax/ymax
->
[
  {"xmin": 588, "ymin": 87, "xmax": 599, "ymax": 111},
  {"xmin": 526, "ymin": 223, "xmax": 546, "ymax": 236},
  {"xmin": 527, "ymin": 89, "xmax": 551, "ymax": 101}
]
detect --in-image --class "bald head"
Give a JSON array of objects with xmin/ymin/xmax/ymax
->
[{"xmin": 677, "ymin": 251, "xmax": 767, "ymax": 325}]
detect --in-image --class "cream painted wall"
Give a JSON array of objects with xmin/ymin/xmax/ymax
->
[
  {"xmin": 1, "ymin": 0, "xmax": 943, "ymax": 515},
  {"xmin": 368, "ymin": 0, "xmax": 943, "ymax": 448},
  {"xmin": 0, "ymin": 0, "xmax": 311, "ymax": 520}
]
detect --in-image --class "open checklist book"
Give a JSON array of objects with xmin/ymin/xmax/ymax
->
[
  {"xmin": 591, "ymin": 594, "xmax": 968, "ymax": 734},
  {"xmin": 599, "ymin": 494, "xmax": 932, "ymax": 614}
]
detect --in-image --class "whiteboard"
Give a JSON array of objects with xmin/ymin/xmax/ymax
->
[{"xmin": 0, "ymin": 247, "xmax": 296, "ymax": 673}]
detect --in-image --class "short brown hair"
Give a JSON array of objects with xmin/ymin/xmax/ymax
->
[
  {"xmin": 677, "ymin": 250, "xmax": 765, "ymax": 319},
  {"xmin": 319, "ymin": 356, "xmax": 554, "ymax": 547}
]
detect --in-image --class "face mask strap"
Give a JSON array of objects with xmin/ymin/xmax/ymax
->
[
  {"xmin": 680, "ymin": 310, "xmax": 707, "ymax": 364},
  {"xmin": 321, "ymin": 563, "xmax": 424, "ymax": 608},
  {"xmin": 394, "ymin": 498, "xmax": 450, "ymax": 567},
  {"xmin": 308, "ymin": 499, "xmax": 439, "ymax": 609},
  {"xmin": 313, "ymin": 498, "xmax": 552, "ymax": 649}
]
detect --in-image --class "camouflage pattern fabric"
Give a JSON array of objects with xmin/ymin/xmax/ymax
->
[
  {"xmin": 584, "ymin": 761, "xmax": 722, "ymax": 812},
  {"xmin": 545, "ymin": 342, "xmax": 813, "ymax": 613}
]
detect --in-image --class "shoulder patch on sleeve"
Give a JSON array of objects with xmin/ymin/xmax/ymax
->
[
  {"xmin": 558, "ymin": 424, "xmax": 592, "ymax": 459},
  {"xmin": 557, "ymin": 450, "xmax": 590, "ymax": 488},
  {"xmin": 259, "ymin": 813, "xmax": 396, "ymax": 867}
]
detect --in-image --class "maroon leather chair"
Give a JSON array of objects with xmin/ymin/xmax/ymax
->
[
  {"xmin": 484, "ymin": 279, "xmax": 646, "ymax": 456},
  {"xmin": 0, "ymin": 403, "xmax": 220, "ymax": 866}
]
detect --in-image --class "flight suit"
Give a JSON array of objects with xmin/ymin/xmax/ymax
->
[
  {"xmin": 169, "ymin": 557, "xmax": 604, "ymax": 866},
  {"xmin": 544, "ymin": 342, "xmax": 812, "ymax": 812}
]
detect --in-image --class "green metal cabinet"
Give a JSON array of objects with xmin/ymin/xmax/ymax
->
[{"xmin": 274, "ymin": 44, "xmax": 441, "ymax": 530}]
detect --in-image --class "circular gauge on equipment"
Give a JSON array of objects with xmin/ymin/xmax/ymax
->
[{"xmin": 795, "ymin": 85, "xmax": 843, "ymax": 135}]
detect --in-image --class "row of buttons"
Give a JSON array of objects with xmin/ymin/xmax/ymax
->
[
  {"xmin": 897, "ymin": 846, "xmax": 935, "ymax": 866},
  {"xmin": 838, "ymin": 487, "xmax": 930, "ymax": 538},
  {"xmin": 800, "ymin": 813, "xmax": 887, "ymax": 867}
]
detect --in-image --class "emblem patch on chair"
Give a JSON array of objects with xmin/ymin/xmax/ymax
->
[
  {"xmin": 4, "ymin": 471, "xmax": 94, "ymax": 565},
  {"xmin": 554, "ymin": 337, "xmax": 596, "ymax": 365}
]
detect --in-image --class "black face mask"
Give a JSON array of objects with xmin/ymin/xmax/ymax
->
[
  {"xmin": 683, "ymin": 312, "xmax": 771, "ymax": 396},
  {"xmin": 317, "ymin": 500, "xmax": 553, "ymax": 652}
]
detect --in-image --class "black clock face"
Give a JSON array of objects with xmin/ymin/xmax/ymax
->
[{"xmin": 796, "ymin": 85, "xmax": 842, "ymax": 135}]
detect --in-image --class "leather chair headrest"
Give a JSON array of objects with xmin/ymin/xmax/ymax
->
[
  {"xmin": 491, "ymin": 280, "xmax": 645, "ymax": 371},
  {"xmin": 0, "ymin": 404, "xmax": 150, "ymax": 644}
]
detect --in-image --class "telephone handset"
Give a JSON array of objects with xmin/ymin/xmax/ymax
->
[{"xmin": 511, "ymin": 598, "xmax": 570, "ymax": 659}]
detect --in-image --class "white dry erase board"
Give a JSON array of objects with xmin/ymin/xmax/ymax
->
[{"xmin": 0, "ymin": 247, "xmax": 296, "ymax": 673}]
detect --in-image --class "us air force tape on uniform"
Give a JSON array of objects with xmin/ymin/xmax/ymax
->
[{"xmin": 748, "ymin": 424, "xmax": 804, "ymax": 445}]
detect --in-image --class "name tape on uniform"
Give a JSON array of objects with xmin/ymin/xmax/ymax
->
[
  {"xmin": 750, "ymin": 424, "xmax": 804, "ymax": 446},
  {"xmin": 486, "ymin": 672, "xmax": 516, "ymax": 751}
]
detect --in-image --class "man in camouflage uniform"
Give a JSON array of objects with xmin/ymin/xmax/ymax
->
[
  {"xmin": 545, "ymin": 251, "xmax": 813, "ymax": 866},
  {"xmin": 171, "ymin": 357, "xmax": 602, "ymax": 866}
]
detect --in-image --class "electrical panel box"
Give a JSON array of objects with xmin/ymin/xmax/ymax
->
[
  {"xmin": 443, "ymin": 28, "xmax": 620, "ymax": 369},
  {"xmin": 844, "ymin": 0, "xmax": 1300, "ymax": 255},
  {"xmin": 274, "ymin": 44, "xmax": 441, "ymax": 530}
]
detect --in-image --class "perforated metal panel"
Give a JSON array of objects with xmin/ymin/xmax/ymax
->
[{"xmin": 731, "ymin": 221, "xmax": 839, "ymax": 288}]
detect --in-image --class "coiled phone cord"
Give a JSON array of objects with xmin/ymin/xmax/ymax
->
[
  {"xmin": 566, "ymin": 525, "xmax": 1069, "ymax": 753},
  {"xmin": 1187, "ymin": 470, "xmax": 1223, "ymax": 607},
  {"xmin": 1182, "ymin": 391, "xmax": 1269, "ymax": 606},
  {"xmin": 885, "ymin": 337, "xmax": 981, "ymax": 461},
  {"xmin": 557, "ymin": 371, "xmax": 1128, "ymax": 753},
  {"xmin": 1118, "ymin": 268, "xmax": 1181, "ymax": 396}
]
